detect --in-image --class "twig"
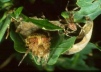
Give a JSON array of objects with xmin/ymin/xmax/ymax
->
[{"xmin": 0, "ymin": 54, "xmax": 15, "ymax": 69}]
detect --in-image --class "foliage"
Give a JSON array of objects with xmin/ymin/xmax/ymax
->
[
  {"xmin": 0, "ymin": 0, "xmax": 101, "ymax": 71},
  {"xmin": 48, "ymin": 36, "xmax": 76, "ymax": 65},
  {"xmin": 56, "ymin": 43, "xmax": 98, "ymax": 70},
  {"xmin": 61, "ymin": 0, "xmax": 101, "ymax": 22}
]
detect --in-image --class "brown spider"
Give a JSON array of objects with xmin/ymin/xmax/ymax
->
[{"xmin": 62, "ymin": 10, "xmax": 82, "ymax": 36}]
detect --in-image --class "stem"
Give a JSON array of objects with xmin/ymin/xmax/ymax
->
[
  {"xmin": 0, "ymin": 54, "xmax": 15, "ymax": 69},
  {"xmin": 18, "ymin": 49, "xmax": 30, "ymax": 66}
]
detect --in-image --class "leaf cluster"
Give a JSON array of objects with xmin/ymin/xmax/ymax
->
[{"xmin": 0, "ymin": 0, "xmax": 101, "ymax": 71}]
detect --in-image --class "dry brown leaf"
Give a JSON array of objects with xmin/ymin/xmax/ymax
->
[{"xmin": 65, "ymin": 19, "xmax": 93, "ymax": 55}]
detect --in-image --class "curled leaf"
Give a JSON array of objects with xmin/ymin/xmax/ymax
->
[{"xmin": 65, "ymin": 19, "xmax": 93, "ymax": 55}]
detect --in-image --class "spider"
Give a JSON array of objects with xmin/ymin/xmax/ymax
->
[{"xmin": 62, "ymin": 7, "xmax": 82, "ymax": 36}]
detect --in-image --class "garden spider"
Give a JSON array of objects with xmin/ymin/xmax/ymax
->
[{"xmin": 62, "ymin": 7, "xmax": 83, "ymax": 37}]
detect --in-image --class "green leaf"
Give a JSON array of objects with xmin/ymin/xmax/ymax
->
[
  {"xmin": 20, "ymin": 14, "xmax": 29, "ymax": 21},
  {"xmin": 78, "ymin": 42, "xmax": 97, "ymax": 55},
  {"xmin": 57, "ymin": 57, "xmax": 72, "ymax": 69},
  {"xmin": 76, "ymin": 0, "xmax": 94, "ymax": 7},
  {"xmin": 44, "ymin": 65, "xmax": 54, "ymax": 71},
  {"xmin": 61, "ymin": 11, "xmax": 69, "ymax": 19},
  {"xmin": 0, "ymin": 22, "xmax": 2, "ymax": 29},
  {"xmin": 27, "ymin": 18, "xmax": 63, "ymax": 31},
  {"xmin": 0, "ymin": 2, "xmax": 13, "ymax": 10},
  {"xmin": 48, "ymin": 37, "xmax": 76, "ymax": 65},
  {"xmin": 74, "ymin": 0, "xmax": 101, "ymax": 22},
  {"xmin": 87, "ymin": 8, "xmax": 101, "ymax": 20},
  {"xmin": 0, "ymin": 12, "xmax": 7, "ymax": 29},
  {"xmin": 10, "ymin": 26, "xmax": 26, "ymax": 53},
  {"xmin": 95, "ymin": 41, "xmax": 101, "ymax": 51},
  {"xmin": 71, "ymin": 43, "xmax": 98, "ymax": 70},
  {"xmin": 0, "ymin": 0, "xmax": 10, "ymax": 3},
  {"xmin": 14, "ymin": 7, "xmax": 23, "ymax": 19},
  {"xmin": 0, "ymin": 12, "xmax": 7, "ymax": 23},
  {"xmin": 0, "ymin": 15, "xmax": 11, "ymax": 42},
  {"xmin": 61, "ymin": 37, "xmax": 76, "ymax": 53},
  {"xmin": 29, "ymin": 52, "xmax": 41, "ymax": 65},
  {"xmin": 56, "ymin": 43, "xmax": 98, "ymax": 70}
]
